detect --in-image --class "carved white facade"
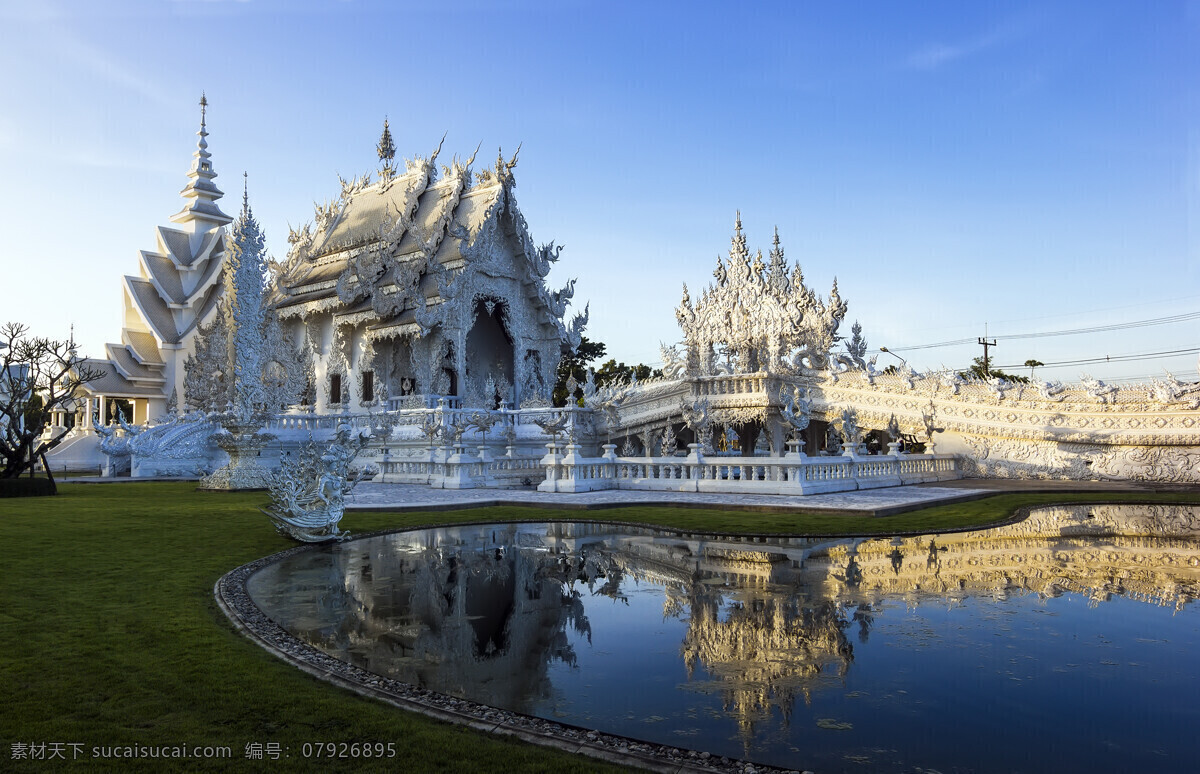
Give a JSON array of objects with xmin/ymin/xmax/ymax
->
[{"xmin": 269, "ymin": 132, "xmax": 588, "ymax": 415}]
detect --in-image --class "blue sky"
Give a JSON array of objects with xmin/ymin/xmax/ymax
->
[{"xmin": 1, "ymin": 0, "xmax": 1196, "ymax": 383}]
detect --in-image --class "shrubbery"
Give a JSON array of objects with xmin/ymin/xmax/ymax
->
[{"xmin": 0, "ymin": 477, "xmax": 56, "ymax": 497}]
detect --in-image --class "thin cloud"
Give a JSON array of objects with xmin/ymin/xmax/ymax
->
[
  {"xmin": 904, "ymin": 16, "xmax": 1033, "ymax": 71},
  {"xmin": 54, "ymin": 28, "xmax": 178, "ymax": 110},
  {"xmin": 907, "ymin": 43, "xmax": 975, "ymax": 70}
]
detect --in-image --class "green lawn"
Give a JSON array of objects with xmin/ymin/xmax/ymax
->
[{"xmin": 2, "ymin": 482, "xmax": 1197, "ymax": 772}]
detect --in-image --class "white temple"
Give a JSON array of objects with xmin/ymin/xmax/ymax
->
[
  {"xmin": 267, "ymin": 120, "xmax": 586, "ymax": 414},
  {"xmin": 44, "ymin": 98, "xmax": 1200, "ymax": 488}
]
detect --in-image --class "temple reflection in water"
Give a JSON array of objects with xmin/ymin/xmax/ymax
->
[{"xmin": 247, "ymin": 505, "xmax": 1200, "ymax": 771}]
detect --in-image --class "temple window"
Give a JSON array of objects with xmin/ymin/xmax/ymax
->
[
  {"xmin": 330, "ymin": 373, "xmax": 342, "ymax": 404},
  {"xmin": 362, "ymin": 371, "xmax": 374, "ymax": 403}
]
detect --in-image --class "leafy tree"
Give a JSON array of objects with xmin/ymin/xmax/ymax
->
[
  {"xmin": 960, "ymin": 356, "xmax": 1028, "ymax": 383},
  {"xmin": 0, "ymin": 322, "xmax": 105, "ymax": 486},
  {"xmin": 552, "ymin": 337, "xmax": 663, "ymax": 406},
  {"xmin": 594, "ymin": 359, "xmax": 660, "ymax": 386},
  {"xmin": 553, "ymin": 336, "xmax": 606, "ymax": 406},
  {"xmin": 1024, "ymin": 359, "xmax": 1044, "ymax": 379}
]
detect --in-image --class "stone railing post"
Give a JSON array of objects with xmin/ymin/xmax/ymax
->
[{"xmin": 537, "ymin": 440, "xmax": 563, "ymax": 492}]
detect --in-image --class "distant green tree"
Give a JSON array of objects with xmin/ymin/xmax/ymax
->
[
  {"xmin": 960, "ymin": 356, "xmax": 1029, "ymax": 383},
  {"xmin": 552, "ymin": 338, "xmax": 664, "ymax": 407},
  {"xmin": 594, "ymin": 359, "xmax": 660, "ymax": 387},
  {"xmin": 1024, "ymin": 359, "xmax": 1044, "ymax": 380},
  {"xmin": 553, "ymin": 337, "xmax": 606, "ymax": 406}
]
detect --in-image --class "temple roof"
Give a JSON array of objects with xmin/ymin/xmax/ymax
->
[
  {"xmin": 105, "ymin": 343, "xmax": 166, "ymax": 384},
  {"xmin": 76, "ymin": 358, "xmax": 164, "ymax": 397},
  {"xmin": 121, "ymin": 330, "xmax": 163, "ymax": 365},
  {"xmin": 270, "ymin": 137, "xmax": 585, "ymax": 351},
  {"xmin": 272, "ymin": 152, "xmax": 505, "ymax": 318},
  {"xmin": 125, "ymin": 277, "xmax": 179, "ymax": 343}
]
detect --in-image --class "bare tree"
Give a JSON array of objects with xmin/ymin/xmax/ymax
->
[{"xmin": 0, "ymin": 322, "xmax": 105, "ymax": 486}]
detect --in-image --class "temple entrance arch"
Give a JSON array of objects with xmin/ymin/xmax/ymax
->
[{"xmin": 465, "ymin": 298, "xmax": 515, "ymax": 408}]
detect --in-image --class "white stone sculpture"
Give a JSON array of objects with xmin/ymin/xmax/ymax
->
[
  {"xmin": 921, "ymin": 401, "xmax": 944, "ymax": 454},
  {"xmin": 939, "ymin": 369, "xmax": 967, "ymax": 395},
  {"xmin": 1036, "ymin": 380, "xmax": 1067, "ymax": 402},
  {"xmin": 681, "ymin": 397, "xmax": 713, "ymax": 453},
  {"xmin": 1080, "ymin": 374, "xmax": 1118, "ymax": 404},
  {"xmin": 93, "ymin": 409, "xmax": 138, "ymax": 476},
  {"xmin": 823, "ymin": 425, "xmax": 842, "ymax": 456},
  {"xmin": 986, "ymin": 376, "xmax": 1013, "ymax": 400},
  {"xmin": 196, "ymin": 187, "xmax": 304, "ymax": 490},
  {"xmin": 659, "ymin": 343, "xmax": 687, "ymax": 379},
  {"xmin": 886, "ymin": 413, "xmax": 904, "ymax": 455},
  {"xmin": 661, "ymin": 424, "xmax": 679, "ymax": 457},
  {"xmin": 780, "ymin": 386, "xmax": 812, "ymax": 455},
  {"xmin": 264, "ymin": 424, "xmax": 371, "ymax": 543},
  {"xmin": 838, "ymin": 407, "xmax": 863, "ymax": 455}
]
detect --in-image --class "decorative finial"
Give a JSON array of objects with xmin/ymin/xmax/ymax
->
[
  {"xmin": 773, "ymin": 226, "xmax": 780, "ymax": 247},
  {"xmin": 735, "ymin": 210, "xmax": 743, "ymax": 231},
  {"xmin": 377, "ymin": 117, "xmax": 396, "ymax": 182},
  {"xmin": 242, "ymin": 171, "xmax": 249, "ymax": 215},
  {"xmin": 200, "ymin": 92, "xmax": 207, "ymax": 128},
  {"xmin": 377, "ymin": 117, "xmax": 396, "ymax": 164}
]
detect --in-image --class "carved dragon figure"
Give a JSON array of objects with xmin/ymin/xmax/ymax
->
[{"xmin": 263, "ymin": 424, "xmax": 372, "ymax": 543}]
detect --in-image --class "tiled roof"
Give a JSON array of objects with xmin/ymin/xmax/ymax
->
[
  {"xmin": 142, "ymin": 251, "xmax": 187, "ymax": 304},
  {"xmin": 125, "ymin": 277, "xmax": 179, "ymax": 344},
  {"xmin": 105, "ymin": 343, "xmax": 165, "ymax": 384},
  {"xmin": 77, "ymin": 358, "xmax": 164, "ymax": 397},
  {"xmin": 121, "ymin": 330, "xmax": 163, "ymax": 365},
  {"xmin": 158, "ymin": 227, "xmax": 194, "ymax": 267},
  {"xmin": 274, "ymin": 174, "xmax": 502, "ymax": 315}
]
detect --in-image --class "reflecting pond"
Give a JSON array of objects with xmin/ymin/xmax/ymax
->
[{"xmin": 246, "ymin": 505, "xmax": 1200, "ymax": 773}]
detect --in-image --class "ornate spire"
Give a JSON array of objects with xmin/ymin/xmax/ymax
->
[
  {"xmin": 226, "ymin": 181, "xmax": 267, "ymax": 422},
  {"xmin": 377, "ymin": 117, "xmax": 396, "ymax": 181},
  {"xmin": 767, "ymin": 226, "xmax": 789, "ymax": 291},
  {"xmin": 171, "ymin": 93, "xmax": 232, "ymax": 227},
  {"xmin": 729, "ymin": 211, "xmax": 750, "ymax": 268},
  {"xmin": 377, "ymin": 117, "xmax": 396, "ymax": 163}
]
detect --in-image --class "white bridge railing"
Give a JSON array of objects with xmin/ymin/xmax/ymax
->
[
  {"xmin": 378, "ymin": 446, "xmax": 545, "ymax": 489},
  {"xmin": 537, "ymin": 443, "xmax": 959, "ymax": 494},
  {"xmin": 371, "ymin": 440, "xmax": 958, "ymax": 494}
]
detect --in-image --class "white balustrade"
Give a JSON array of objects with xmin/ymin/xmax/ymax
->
[{"xmin": 539, "ymin": 446, "xmax": 959, "ymax": 494}]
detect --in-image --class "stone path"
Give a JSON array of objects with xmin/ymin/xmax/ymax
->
[{"xmin": 346, "ymin": 482, "xmax": 993, "ymax": 517}]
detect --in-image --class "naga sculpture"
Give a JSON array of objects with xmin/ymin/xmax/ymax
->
[
  {"xmin": 780, "ymin": 386, "xmax": 813, "ymax": 455},
  {"xmin": 263, "ymin": 424, "xmax": 372, "ymax": 543},
  {"xmin": 837, "ymin": 407, "xmax": 863, "ymax": 454}
]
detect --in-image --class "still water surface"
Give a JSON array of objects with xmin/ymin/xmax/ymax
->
[{"xmin": 247, "ymin": 505, "xmax": 1200, "ymax": 773}]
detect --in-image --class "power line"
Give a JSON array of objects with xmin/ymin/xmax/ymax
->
[
  {"xmin": 992, "ymin": 347, "xmax": 1200, "ymax": 371},
  {"xmin": 884, "ymin": 311, "xmax": 1200, "ymax": 353},
  {"xmin": 991, "ymin": 312, "xmax": 1200, "ymax": 341}
]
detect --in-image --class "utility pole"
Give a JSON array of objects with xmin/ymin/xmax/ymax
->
[{"xmin": 978, "ymin": 325, "xmax": 997, "ymax": 377}]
